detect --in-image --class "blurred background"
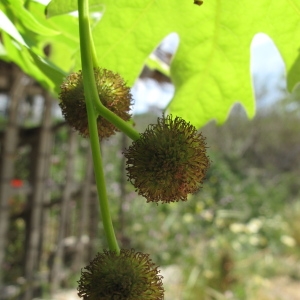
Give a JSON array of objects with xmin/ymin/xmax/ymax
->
[{"xmin": 0, "ymin": 33, "xmax": 300, "ymax": 300}]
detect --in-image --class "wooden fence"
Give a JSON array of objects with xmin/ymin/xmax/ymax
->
[{"xmin": 0, "ymin": 61, "xmax": 129, "ymax": 300}]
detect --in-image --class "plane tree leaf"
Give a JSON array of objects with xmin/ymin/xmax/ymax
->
[
  {"xmin": 3, "ymin": 0, "xmax": 59, "ymax": 36},
  {"xmin": 145, "ymin": 55, "xmax": 170, "ymax": 78},
  {"xmin": 46, "ymin": 0, "xmax": 300, "ymax": 128},
  {"xmin": 29, "ymin": 1, "xmax": 80, "ymax": 72},
  {"xmin": 0, "ymin": 9, "xmax": 28, "ymax": 47},
  {"xmin": 46, "ymin": 0, "xmax": 103, "ymax": 17},
  {"xmin": 0, "ymin": 0, "xmax": 76, "ymax": 94},
  {"xmin": 2, "ymin": 32, "xmax": 66, "ymax": 94}
]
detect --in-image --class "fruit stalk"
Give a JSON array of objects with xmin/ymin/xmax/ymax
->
[{"xmin": 78, "ymin": 0, "xmax": 119, "ymax": 254}]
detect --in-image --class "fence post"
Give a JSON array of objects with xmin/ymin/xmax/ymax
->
[
  {"xmin": 72, "ymin": 147, "xmax": 93, "ymax": 272},
  {"xmin": 0, "ymin": 67, "xmax": 27, "ymax": 287},
  {"xmin": 23, "ymin": 94, "xmax": 53, "ymax": 300},
  {"xmin": 49, "ymin": 128, "xmax": 77, "ymax": 294}
]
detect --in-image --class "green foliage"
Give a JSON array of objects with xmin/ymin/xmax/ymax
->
[
  {"xmin": 1, "ymin": 0, "xmax": 300, "ymax": 127},
  {"xmin": 46, "ymin": 0, "xmax": 300, "ymax": 128},
  {"xmin": 0, "ymin": 0, "xmax": 72, "ymax": 93}
]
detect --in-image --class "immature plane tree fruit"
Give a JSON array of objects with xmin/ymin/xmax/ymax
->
[
  {"xmin": 77, "ymin": 249, "xmax": 164, "ymax": 300},
  {"xmin": 59, "ymin": 68, "xmax": 132, "ymax": 139},
  {"xmin": 124, "ymin": 115, "xmax": 210, "ymax": 203}
]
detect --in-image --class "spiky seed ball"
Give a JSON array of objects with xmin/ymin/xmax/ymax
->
[
  {"xmin": 124, "ymin": 115, "xmax": 210, "ymax": 203},
  {"xmin": 77, "ymin": 249, "xmax": 164, "ymax": 300},
  {"xmin": 59, "ymin": 68, "xmax": 132, "ymax": 139}
]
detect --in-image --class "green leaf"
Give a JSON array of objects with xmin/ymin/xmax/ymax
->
[
  {"xmin": 0, "ymin": 40, "xmax": 8, "ymax": 59},
  {"xmin": 2, "ymin": 32, "xmax": 66, "ymax": 95},
  {"xmin": 29, "ymin": 1, "xmax": 80, "ymax": 72},
  {"xmin": 287, "ymin": 51, "xmax": 300, "ymax": 92},
  {"xmin": 3, "ymin": 0, "xmax": 59, "ymax": 36},
  {"xmin": 28, "ymin": 1, "xmax": 300, "ymax": 127},
  {"xmin": 0, "ymin": 1, "xmax": 75, "ymax": 90},
  {"xmin": 46, "ymin": 0, "xmax": 78, "ymax": 16},
  {"xmin": 289, "ymin": 82, "xmax": 300, "ymax": 102},
  {"xmin": 0, "ymin": 9, "xmax": 28, "ymax": 47},
  {"xmin": 145, "ymin": 55, "xmax": 170, "ymax": 78},
  {"xmin": 46, "ymin": 0, "xmax": 104, "ymax": 17}
]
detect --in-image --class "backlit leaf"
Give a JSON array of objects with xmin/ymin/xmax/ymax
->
[{"xmin": 29, "ymin": 1, "xmax": 300, "ymax": 127}]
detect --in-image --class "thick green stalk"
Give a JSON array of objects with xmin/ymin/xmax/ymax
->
[
  {"xmin": 78, "ymin": 0, "xmax": 119, "ymax": 254},
  {"xmin": 94, "ymin": 101, "xmax": 140, "ymax": 141},
  {"xmin": 88, "ymin": 21, "xmax": 98, "ymax": 68},
  {"xmin": 80, "ymin": 1, "xmax": 140, "ymax": 141}
]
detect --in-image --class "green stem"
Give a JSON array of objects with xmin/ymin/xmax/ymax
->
[
  {"xmin": 88, "ymin": 21, "xmax": 98, "ymax": 68},
  {"xmin": 79, "ymin": 1, "xmax": 140, "ymax": 141},
  {"xmin": 78, "ymin": 0, "xmax": 119, "ymax": 254},
  {"xmin": 87, "ymin": 33, "xmax": 139, "ymax": 140},
  {"xmin": 94, "ymin": 101, "xmax": 140, "ymax": 141}
]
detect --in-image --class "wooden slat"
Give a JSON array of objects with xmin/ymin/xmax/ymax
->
[{"xmin": 0, "ymin": 66, "xmax": 28, "ymax": 286}]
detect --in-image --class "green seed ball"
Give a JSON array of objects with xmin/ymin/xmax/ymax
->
[
  {"xmin": 124, "ymin": 115, "xmax": 210, "ymax": 203},
  {"xmin": 59, "ymin": 68, "xmax": 132, "ymax": 139},
  {"xmin": 77, "ymin": 249, "xmax": 164, "ymax": 300}
]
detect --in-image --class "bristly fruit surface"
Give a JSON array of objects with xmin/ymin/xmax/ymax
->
[
  {"xmin": 77, "ymin": 249, "xmax": 164, "ymax": 300},
  {"xmin": 59, "ymin": 68, "xmax": 132, "ymax": 139},
  {"xmin": 124, "ymin": 115, "xmax": 210, "ymax": 203}
]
